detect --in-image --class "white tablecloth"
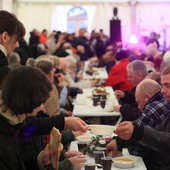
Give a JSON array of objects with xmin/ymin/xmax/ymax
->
[
  {"xmin": 73, "ymin": 87, "xmax": 121, "ymax": 117},
  {"xmin": 82, "ymin": 61, "xmax": 108, "ymax": 79},
  {"xmin": 69, "ymin": 141, "xmax": 147, "ymax": 170}
]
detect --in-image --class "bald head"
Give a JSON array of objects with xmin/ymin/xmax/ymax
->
[
  {"xmin": 137, "ymin": 79, "xmax": 161, "ymax": 97},
  {"xmin": 135, "ymin": 79, "xmax": 161, "ymax": 111}
]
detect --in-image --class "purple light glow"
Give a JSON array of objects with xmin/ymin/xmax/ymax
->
[{"xmin": 129, "ymin": 34, "xmax": 139, "ymax": 44}]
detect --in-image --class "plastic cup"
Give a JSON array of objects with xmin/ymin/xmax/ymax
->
[
  {"xmin": 94, "ymin": 94, "xmax": 100, "ymax": 100},
  {"xmin": 93, "ymin": 151, "xmax": 105, "ymax": 166},
  {"xmin": 100, "ymin": 93, "xmax": 107, "ymax": 100},
  {"xmin": 84, "ymin": 164, "xmax": 96, "ymax": 170},
  {"xmin": 100, "ymin": 99, "xmax": 106, "ymax": 108},
  {"xmin": 92, "ymin": 97, "xmax": 98, "ymax": 106},
  {"xmin": 101, "ymin": 157, "xmax": 112, "ymax": 170},
  {"xmin": 77, "ymin": 142, "xmax": 87, "ymax": 155}
]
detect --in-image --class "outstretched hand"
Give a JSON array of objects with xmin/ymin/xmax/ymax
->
[
  {"xmin": 114, "ymin": 121, "xmax": 134, "ymax": 140},
  {"xmin": 65, "ymin": 117, "xmax": 88, "ymax": 133}
]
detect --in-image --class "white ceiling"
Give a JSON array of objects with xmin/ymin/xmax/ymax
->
[{"xmin": 16, "ymin": 0, "xmax": 170, "ymax": 3}]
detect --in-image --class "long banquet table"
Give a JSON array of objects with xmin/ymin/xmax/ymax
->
[
  {"xmin": 69, "ymin": 141, "xmax": 147, "ymax": 170},
  {"xmin": 72, "ymin": 86, "xmax": 122, "ymax": 125},
  {"xmin": 82, "ymin": 61, "xmax": 108, "ymax": 79}
]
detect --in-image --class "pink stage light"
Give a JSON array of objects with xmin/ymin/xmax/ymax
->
[{"xmin": 129, "ymin": 34, "xmax": 138, "ymax": 44}]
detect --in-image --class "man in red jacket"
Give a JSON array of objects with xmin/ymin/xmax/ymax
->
[{"xmin": 106, "ymin": 49, "xmax": 133, "ymax": 91}]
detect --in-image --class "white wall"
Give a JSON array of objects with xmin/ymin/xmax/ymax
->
[
  {"xmin": 16, "ymin": 3, "xmax": 54, "ymax": 43},
  {"xmin": 17, "ymin": 0, "xmax": 129, "ymax": 3},
  {"xmin": 15, "ymin": 2, "xmax": 132, "ymax": 45},
  {"xmin": 2, "ymin": 0, "xmax": 170, "ymax": 48},
  {"xmin": 1, "ymin": 0, "xmax": 13, "ymax": 12}
]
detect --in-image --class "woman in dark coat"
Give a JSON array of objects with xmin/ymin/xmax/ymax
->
[
  {"xmin": 0, "ymin": 66, "xmax": 53, "ymax": 170},
  {"xmin": 0, "ymin": 10, "xmax": 26, "ymax": 85}
]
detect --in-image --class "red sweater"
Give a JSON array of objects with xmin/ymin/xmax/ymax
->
[{"xmin": 106, "ymin": 58, "xmax": 133, "ymax": 91}]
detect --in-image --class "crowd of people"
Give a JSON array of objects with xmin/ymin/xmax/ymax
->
[{"xmin": 1, "ymin": 9, "xmax": 170, "ymax": 170}]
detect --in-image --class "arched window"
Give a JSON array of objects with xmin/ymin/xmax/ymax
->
[{"xmin": 67, "ymin": 7, "xmax": 88, "ymax": 34}]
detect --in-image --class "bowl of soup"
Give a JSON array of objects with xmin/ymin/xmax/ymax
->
[
  {"xmin": 89, "ymin": 124, "xmax": 116, "ymax": 136},
  {"xmin": 113, "ymin": 157, "xmax": 136, "ymax": 168}
]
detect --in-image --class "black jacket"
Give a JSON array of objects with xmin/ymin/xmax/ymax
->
[
  {"xmin": 119, "ymin": 87, "xmax": 141, "ymax": 121},
  {"xmin": 0, "ymin": 111, "xmax": 65, "ymax": 170},
  {"xmin": 18, "ymin": 113, "xmax": 65, "ymax": 170},
  {"xmin": 0, "ymin": 114, "xmax": 26, "ymax": 170},
  {"xmin": 0, "ymin": 50, "xmax": 10, "ymax": 85},
  {"xmin": 131, "ymin": 112, "xmax": 170, "ymax": 170}
]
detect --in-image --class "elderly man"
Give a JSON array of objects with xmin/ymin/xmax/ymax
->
[
  {"xmin": 105, "ymin": 49, "xmax": 133, "ymax": 91},
  {"xmin": 114, "ymin": 60, "xmax": 148, "ymax": 121},
  {"xmin": 134, "ymin": 79, "xmax": 169, "ymax": 127},
  {"xmin": 106, "ymin": 78, "xmax": 170, "ymax": 170},
  {"xmin": 111, "ymin": 65, "xmax": 170, "ymax": 170}
]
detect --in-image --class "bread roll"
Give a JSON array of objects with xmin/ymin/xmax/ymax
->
[{"xmin": 49, "ymin": 127, "xmax": 61, "ymax": 170}]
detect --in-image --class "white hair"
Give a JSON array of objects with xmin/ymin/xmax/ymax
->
[
  {"xmin": 26, "ymin": 58, "xmax": 36, "ymax": 67},
  {"xmin": 66, "ymin": 55, "xmax": 77, "ymax": 67},
  {"xmin": 163, "ymin": 51, "xmax": 170, "ymax": 62},
  {"xmin": 8, "ymin": 52, "xmax": 20, "ymax": 64}
]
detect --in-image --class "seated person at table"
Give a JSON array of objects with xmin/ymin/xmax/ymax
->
[
  {"xmin": 8, "ymin": 52, "xmax": 22, "ymax": 70},
  {"xmin": 106, "ymin": 79, "xmax": 170, "ymax": 170},
  {"xmin": 64, "ymin": 55, "xmax": 95, "ymax": 89},
  {"xmin": 35, "ymin": 58, "xmax": 82, "ymax": 138},
  {"xmin": 112, "ymin": 66, "xmax": 170, "ymax": 170},
  {"xmin": 97, "ymin": 44, "xmax": 116, "ymax": 73},
  {"xmin": 114, "ymin": 60, "xmax": 148, "ymax": 121},
  {"xmin": 105, "ymin": 49, "xmax": 133, "ymax": 91},
  {"xmin": 145, "ymin": 71, "xmax": 161, "ymax": 84},
  {"xmin": 0, "ymin": 66, "xmax": 87, "ymax": 170},
  {"xmin": 27, "ymin": 57, "xmax": 81, "ymax": 133},
  {"xmin": 0, "ymin": 66, "xmax": 55, "ymax": 169},
  {"xmin": 35, "ymin": 55, "xmax": 83, "ymax": 112},
  {"xmin": 34, "ymin": 58, "xmax": 87, "ymax": 170}
]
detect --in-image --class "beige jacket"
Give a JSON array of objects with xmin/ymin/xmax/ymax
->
[
  {"xmin": 64, "ymin": 69, "xmax": 92, "ymax": 89},
  {"xmin": 44, "ymin": 84, "xmax": 60, "ymax": 116}
]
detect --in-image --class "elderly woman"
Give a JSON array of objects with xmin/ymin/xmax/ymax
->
[
  {"xmin": 64, "ymin": 55, "xmax": 94, "ymax": 89},
  {"xmin": 35, "ymin": 57, "xmax": 67, "ymax": 117}
]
